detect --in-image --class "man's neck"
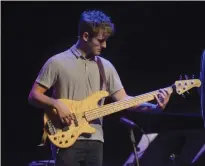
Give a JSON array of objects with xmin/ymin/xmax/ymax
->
[
  {"xmin": 75, "ymin": 40, "xmax": 95, "ymax": 60},
  {"xmin": 75, "ymin": 40, "xmax": 87, "ymax": 58}
]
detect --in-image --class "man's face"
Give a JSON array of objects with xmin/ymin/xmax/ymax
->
[{"xmin": 86, "ymin": 29, "xmax": 110, "ymax": 56}]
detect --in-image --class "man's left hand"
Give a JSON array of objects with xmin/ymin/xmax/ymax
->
[{"xmin": 154, "ymin": 88, "xmax": 171, "ymax": 110}]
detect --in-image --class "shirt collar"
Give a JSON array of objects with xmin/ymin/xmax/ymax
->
[
  {"xmin": 70, "ymin": 44, "xmax": 83, "ymax": 59},
  {"xmin": 70, "ymin": 44, "xmax": 97, "ymax": 62}
]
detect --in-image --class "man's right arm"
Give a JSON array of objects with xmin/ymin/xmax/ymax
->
[
  {"xmin": 29, "ymin": 81, "xmax": 74, "ymax": 125},
  {"xmin": 28, "ymin": 82, "xmax": 73, "ymax": 124},
  {"xmin": 28, "ymin": 82, "xmax": 57, "ymax": 109},
  {"xmin": 28, "ymin": 57, "xmax": 58, "ymax": 109},
  {"xmin": 28, "ymin": 57, "xmax": 73, "ymax": 124}
]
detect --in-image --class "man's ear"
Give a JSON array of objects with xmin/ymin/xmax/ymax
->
[{"xmin": 82, "ymin": 32, "xmax": 89, "ymax": 41}]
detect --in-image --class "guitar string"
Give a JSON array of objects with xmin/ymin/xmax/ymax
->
[
  {"xmin": 85, "ymin": 89, "xmax": 165, "ymax": 121},
  {"xmin": 86, "ymin": 81, "xmax": 196, "ymax": 120},
  {"xmin": 87, "ymin": 91, "xmax": 157, "ymax": 119},
  {"xmin": 67, "ymin": 81, "xmax": 194, "ymax": 122},
  {"xmin": 85, "ymin": 86, "xmax": 175, "ymax": 121}
]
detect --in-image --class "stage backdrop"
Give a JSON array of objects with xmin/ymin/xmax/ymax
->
[{"xmin": 2, "ymin": 2, "xmax": 205, "ymax": 166}]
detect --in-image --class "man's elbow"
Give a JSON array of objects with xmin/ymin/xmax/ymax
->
[{"xmin": 28, "ymin": 91, "xmax": 37, "ymax": 106}]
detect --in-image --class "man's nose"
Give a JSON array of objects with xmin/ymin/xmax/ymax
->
[{"xmin": 101, "ymin": 41, "xmax": 106, "ymax": 49}]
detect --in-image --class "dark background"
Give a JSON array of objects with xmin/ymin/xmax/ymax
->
[{"xmin": 2, "ymin": 1, "xmax": 205, "ymax": 166}]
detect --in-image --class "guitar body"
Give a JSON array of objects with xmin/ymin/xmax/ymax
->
[{"xmin": 43, "ymin": 90, "xmax": 109, "ymax": 148}]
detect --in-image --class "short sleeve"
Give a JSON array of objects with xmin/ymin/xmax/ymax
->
[
  {"xmin": 36, "ymin": 57, "xmax": 58, "ymax": 89},
  {"xmin": 107, "ymin": 62, "xmax": 124, "ymax": 95}
]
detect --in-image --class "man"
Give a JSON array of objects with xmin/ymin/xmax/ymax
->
[{"xmin": 28, "ymin": 10, "xmax": 171, "ymax": 166}]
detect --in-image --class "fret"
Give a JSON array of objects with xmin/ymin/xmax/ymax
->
[{"xmin": 86, "ymin": 87, "xmax": 173, "ymax": 121}]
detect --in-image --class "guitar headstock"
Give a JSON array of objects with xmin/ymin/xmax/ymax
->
[{"xmin": 174, "ymin": 79, "xmax": 201, "ymax": 95}]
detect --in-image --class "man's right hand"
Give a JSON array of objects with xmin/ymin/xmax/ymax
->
[{"xmin": 53, "ymin": 100, "xmax": 74, "ymax": 125}]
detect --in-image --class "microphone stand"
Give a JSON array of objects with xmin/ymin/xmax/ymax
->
[
  {"xmin": 121, "ymin": 117, "xmax": 140, "ymax": 166},
  {"xmin": 130, "ymin": 126, "xmax": 140, "ymax": 166}
]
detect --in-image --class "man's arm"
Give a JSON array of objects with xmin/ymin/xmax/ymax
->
[
  {"xmin": 111, "ymin": 88, "xmax": 171, "ymax": 112},
  {"xmin": 28, "ymin": 57, "xmax": 74, "ymax": 124},
  {"xmin": 104, "ymin": 60, "xmax": 171, "ymax": 111},
  {"xmin": 28, "ymin": 82, "xmax": 73, "ymax": 124},
  {"xmin": 28, "ymin": 82, "xmax": 57, "ymax": 109}
]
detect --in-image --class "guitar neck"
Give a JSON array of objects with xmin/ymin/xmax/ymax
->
[{"xmin": 85, "ymin": 86, "xmax": 173, "ymax": 121}]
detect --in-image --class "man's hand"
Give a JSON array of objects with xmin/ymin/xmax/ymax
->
[
  {"xmin": 154, "ymin": 88, "xmax": 171, "ymax": 110},
  {"xmin": 54, "ymin": 100, "xmax": 74, "ymax": 125}
]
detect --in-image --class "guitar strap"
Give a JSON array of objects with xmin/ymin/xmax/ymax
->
[
  {"xmin": 96, "ymin": 56, "xmax": 108, "ymax": 92},
  {"xmin": 39, "ymin": 56, "xmax": 108, "ymax": 146}
]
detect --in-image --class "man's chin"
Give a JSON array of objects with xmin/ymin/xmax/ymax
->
[
  {"xmin": 94, "ymin": 51, "xmax": 101, "ymax": 56},
  {"xmin": 89, "ymin": 51, "xmax": 101, "ymax": 57}
]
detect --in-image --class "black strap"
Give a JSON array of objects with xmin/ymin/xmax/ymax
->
[{"xmin": 96, "ymin": 56, "xmax": 108, "ymax": 91}]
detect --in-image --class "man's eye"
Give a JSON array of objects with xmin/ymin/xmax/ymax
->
[{"xmin": 98, "ymin": 39, "xmax": 104, "ymax": 43}]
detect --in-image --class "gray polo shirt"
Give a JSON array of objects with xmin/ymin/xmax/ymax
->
[{"xmin": 36, "ymin": 45, "xmax": 123, "ymax": 142}]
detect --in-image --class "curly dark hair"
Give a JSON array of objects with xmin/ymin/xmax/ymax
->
[{"xmin": 78, "ymin": 10, "xmax": 115, "ymax": 38}]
